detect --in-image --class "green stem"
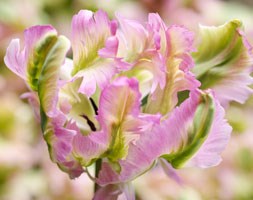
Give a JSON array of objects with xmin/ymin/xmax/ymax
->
[{"xmin": 94, "ymin": 158, "xmax": 102, "ymax": 193}]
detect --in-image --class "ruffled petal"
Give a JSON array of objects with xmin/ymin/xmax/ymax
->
[
  {"xmin": 147, "ymin": 13, "xmax": 167, "ymax": 52},
  {"xmin": 166, "ymin": 25, "xmax": 195, "ymax": 56},
  {"xmin": 4, "ymin": 25, "xmax": 57, "ymax": 89},
  {"xmin": 24, "ymin": 25, "xmax": 57, "ymax": 57},
  {"xmin": 97, "ymin": 89, "xmax": 230, "ymax": 184},
  {"xmin": 99, "ymin": 35, "xmax": 119, "ymax": 58},
  {"xmin": 43, "ymin": 112, "xmax": 84, "ymax": 179},
  {"xmin": 116, "ymin": 14, "xmax": 148, "ymax": 62},
  {"xmin": 71, "ymin": 10, "xmax": 113, "ymax": 69},
  {"xmin": 144, "ymin": 24, "xmax": 200, "ymax": 115},
  {"xmin": 4, "ymin": 39, "xmax": 26, "ymax": 79},
  {"xmin": 44, "ymin": 110, "xmax": 108, "ymax": 178},
  {"xmin": 159, "ymin": 90, "xmax": 232, "ymax": 169},
  {"xmin": 117, "ymin": 14, "xmax": 167, "ymax": 96},
  {"xmin": 71, "ymin": 10, "xmax": 119, "ymax": 97},
  {"xmin": 97, "ymin": 114, "xmax": 161, "ymax": 185},
  {"xmin": 134, "ymin": 51, "xmax": 166, "ymax": 94},
  {"xmin": 70, "ymin": 124, "xmax": 108, "ymax": 166},
  {"xmin": 38, "ymin": 35, "xmax": 70, "ymax": 117},
  {"xmin": 24, "ymin": 25, "xmax": 58, "ymax": 91},
  {"xmin": 97, "ymin": 77, "xmax": 142, "ymax": 162},
  {"xmin": 185, "ymin": 95, "xmax": 232, "ymax": 168},
  {"xmin": 76, "ymin": 60, "xmax": 118, "ymax": 97},
  {"xmin": 192, "ymin": 20, "xmax": 253, "ymax": 105}
]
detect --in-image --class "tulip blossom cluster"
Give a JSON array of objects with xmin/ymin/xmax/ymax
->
[{"xmin": 4, "ymin": 9, "xmax": 253, "ymax": 199}]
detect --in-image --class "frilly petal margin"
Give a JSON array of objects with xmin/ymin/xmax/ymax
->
[
  {"xmin": 4, "ymin": 39, "xmax": 26, "ymax": 79},
  {"xmin": 116, "ymin": 14, "xmax": 167, "ymax": 95},
  {"xmin": 97, "ymin": 89, "xmax": 231, "ymax": 185},
  {"xmin": 192, "ymin": 20, "xmax": 253, "ymax": 106},
  {"xmin": 38, "ymin": 35, "xmax": 71, "ymax": 118},
  {"xmin": 97, "ymin": 77, "xmax": 145, "ymax": 163},
  {"xmin": 159, "ymin": 89, "xmax": 232, "ymax": 169},
  {"xmin": 144, "ymin": 18, "xmax": 200, "ymax": 115},
  {"xmin": 185, "ymin": 93, "xmax": 232, "ymax": 168},
  {"xmin": 116, "ymin": 13, "xmax": 149, "ymax": 62},
  {"xmin": 71, "ymin": 10, "xmax": 121, "ymax": 97},
  {"xmin": 43, "ymin": 112, "xmax": 84, "ymax": 179},
  {"xmin": 44, "ymin": 111, "xmax": 108, "ymax": 178},
  {"xmin": 4, "ymin": 25, "xmax": 57, "ymax": 87}
]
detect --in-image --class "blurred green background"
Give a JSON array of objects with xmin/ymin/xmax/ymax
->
[{"xmin": 0, "ymin": 0, "xmax": 253, "ymax": 199}]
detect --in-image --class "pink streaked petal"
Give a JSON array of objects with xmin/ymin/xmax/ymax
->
[
  {"xmin": 186, "ymin": 95, "xmax": 232, "ymax": 168},
  {"xmin": 148, "ymin": 13, "xmax": 167, "ymax": 33},
  {"xmin": 24, "ymin": 25, "xmax": 56, "ymax": 58},
  {"xmin": 110, "ymin": 20, "xmax": 118, "ymax": 35},
  {"xmin": 213, "ymin": 30, "xmax": 253, "ymax": 105},
  {"xmin": 115, "ymin": 58, "xmax": 132, "ymax": 71},
  {"xmin": 147, "ymin": 13, "xmax": 167, "ymax": 52},
  {"xmin": 116, "ymin": 14, "xmax": 148, "ymax": 61},
  {"xmin": 104, "ymin": 91, "xmax": 194, "ymax": 180},
  {"xmin": 4, "ymin": 25, "xmax": 58, "ymax": 86},
  {"xmin": 96, "ymin": 77, "xmax": 162, "ymax": 164},
  {"xmin": 71, "ymin": 9, "xmax": 94, "ymax": 48},
  {"xmin": 71, "ymin": 10, "xmax": 120, "ymax": 97},
  {"xmin": 137, "ymin": 51, "xmax": 166, "ymax": 93},
  {"xmin": 45, "ymin": 112, "xmax": 84, "ymax": 178},
  {"xmin": 99, "ymin": 36, "xmax": 119, "ymax": 58},
  {"xmin": 183, "ymin": 71, "xmax": 201, "ymax": 91},
  {"xmin": 156, "ymin": 90, "xmax": 201, "ymax": 154},
  {"xmin": 98, "ymin": 77, "xmax": 141, "ymax": 130},
  {"xmin": 71, "ymin": 9, "xmax": 112, "ymax": 64},
  {"xmin": 146, "ymin": 70, "xmax": 200, "ymax": 115},
  {"xmin": 76, "ymin": 60, "xmax": 118, "ymax": 97},
  {"xmin": 70, "ymin": 124, "xmax": 108, "ymax": 165},
  {"xmin": 192, "ymin": 21, "xmax": 253, "ymax": 105},
  {"xmin": 178, "ymin": 53, "xmax": 195, "ymax": 71},
  {"xmin": 144, "ymin": 24, "xmax": 197, "ymax": 115},
  {"xmin": 78, "ymin": 75, "xmax": 97, "ymax": 98},
  {"xmin": 238, "ymin": 29, "xmax": 253, "ymax": 56},
  {"xmin": 4, "ymin": 39, "xmax": 26, "ymax": 79},
  {"xmin": 97, "ymin": 115, "xmax": 162, "ymax": 185},
  {"xmin": 97, "ymin": 132, "xmax": 160, "ymax": 185},
  {"xmin": 166, "ymin": 25, "xmax": 195, "ymax": 56},
  {"xmin": 60, "ymin": 161, "xmax": 84, "ymax": 179},
  {"xmin": 52, "ymin": 125, "xmax": 75, "ymax": 163},
  {"xmin": 49, "ymin": 112, "xmax": 74, "ymax": 160},
  {"xmin": 97, "ymin": 121, "xmax": 168, "ymax": 186},
  {"xmin": 135, "ymin": 113, "xmax": 161, "ymax": 131},
  {"xmin": 152, "ymin": 89, "xmax": 231, "ymax": 169},
  {"xmin": 213, "ymin": 73, "xmax": 253, "ymax": 106}
]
